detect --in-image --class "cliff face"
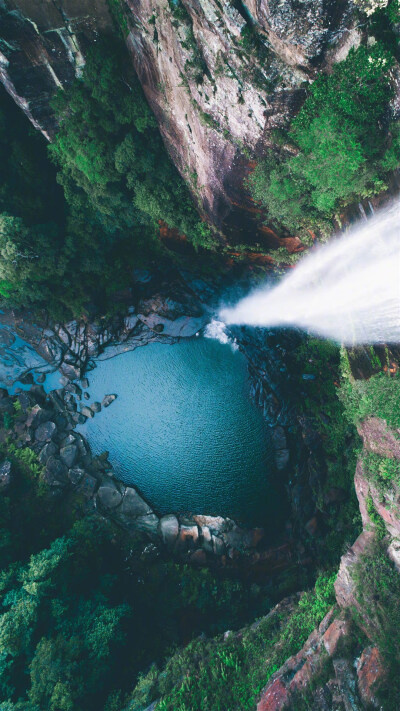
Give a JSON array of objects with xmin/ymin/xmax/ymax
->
[
  {"xmin": 0, "ymin": 0, "xmax": 359, "ymax": 224},
  {"xmin": 0, "ymin": 0, "xmax": 113, "ymax": 138}
]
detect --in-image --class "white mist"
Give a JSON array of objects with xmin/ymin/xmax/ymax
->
[{"xmin": 220, "ymin": 202, "xmax": 400, "ymax": 345}]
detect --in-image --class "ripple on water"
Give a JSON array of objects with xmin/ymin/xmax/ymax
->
[{"xmin": 72, "ymin": 338, "xmax": 282, "ymax": 527}]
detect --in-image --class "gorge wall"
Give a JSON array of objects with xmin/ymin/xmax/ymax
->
[{"xmin": 0, "ymin": 0, "xmax": 360, "ymax": 226}]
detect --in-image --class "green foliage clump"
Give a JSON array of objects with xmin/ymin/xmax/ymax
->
[
  {"xmin": 50, "ymin": 38, "xmax": 215, "ymax": 251},
  {"xmin": 363, "ymin": 451, "xmax": 400, "ymax": 492},
  {"xmin": 339, "ymin": 370, "xmax": 400, "ymax": 430},
  {"xmin": 248, "ymin": 43, "xmax": 399, "ymax": 235},
  {"xmin": 290, "ymin": 338, "xmax": 362, "ymax": 563},
  {"xmin": 127, "ymin": 571, "xmax": 336, "ymax": 711},
  {"xmin": 351, "ymin": 539, "xmax": 400, "ymax": 710},
  {"xmin": 0, "ymin": 437, "xmax": 273, "ymax": 711}
]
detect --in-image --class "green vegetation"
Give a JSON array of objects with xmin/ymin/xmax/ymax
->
[
  {"xmin": 126, "ymin": 571, "xmax": 336, "ymax": 711},
  {"xmin": 363, "ymin": 451, "xmax": 400, "ymax": 493},
  {"xmin": 0, "ymin": 440, "xmax": 275, "ymax": 711},
  {"xmin": 248, "ymin": 43, "xmax": 400, "ymax": 236},
  {"xmin": 0, "ymin": 39, "xmax": 215, "ymax": 317},
  {"xmin": 339, "ymin": 364, "xmax": 400, "ymax": 430},
  {"xmin": 352, "ymin": 538, "xmax": 400, "ymax": 710},
  {"xmin": 290, "ymin": 338, "xmax": 362, "ymax": 564}
]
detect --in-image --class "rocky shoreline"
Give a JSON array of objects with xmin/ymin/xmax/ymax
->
[{"xmin": 0, "ymin": 379, "xmax": 302, "ymax": 570}]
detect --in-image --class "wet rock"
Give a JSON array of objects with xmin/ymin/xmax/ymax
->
[
  {"xmin": 179, "ymin": 524, "xmax": 199, "ymax": 547},
  {"xmin": 19, "ymin": 372, "xmax": 34, "ymax": 385},
  {"xmin": 60, "ymin": 444, "xmax": 78, "ymax": 468},
  {"xmin": 36, "ymin": 372, "xmax": 46, "ymax": 383},
  {"xmin": 159, "ymin": 514, "xmax": 179, "ymax": 547},
  {"xmin": 44, "ymin": 456, "xmax": 69, "ymax": 487},
  {"xmin": 0, "ymin": 460, "xmax": 12, "ymax": 490},
  {"xmin": 212, "ymin": 534, "xmax": 225, "ymax": 556},
  {"xmin": 356, "ymin": 646, "xmax": 386, "ymax": 708},
  {"xmin": 26, "ymin": 404, "xmax": 52, "ymax": 428},
  {"xmin": 120, "ymin": 487, "xmax": 153, "ymax": 518},
  {"xmin": 72, "ymin": 413, "xmax": 87, "ymax": 425},
  {"xmin": 97, "ymin": 483, "xmax": 123, "ymax": 510},
  {"xmin": 35, "ymin": 421, "xmax": 57, "ymax": 442},
  {"xmin": 102, "ymin": 393, "xmax": 117, "ymax": 408},
  {"xmin": 68, "ymin": 467, "xmax": 85, "ymax": 486},
  {"xmin": 223, "ymin": 527, "xmax": 264, "ymax": 550},
  {"xmin": 39, "ymin": 441, "xmax": 58, "ymax": 465},
  {"xmin": 65, "ymin": 382, "xmax": 82, "ymax": 398},
  {"xmin": 90, "ymin": 402, "xmax": 101, "ymax": 413},
  {"xmin": 81, "ymin": 378, "xmax": 89, "ymax": 389},
  {"xmin": 201, "ymin": 525, "xmax": 214, "ymax": 553},
  {"xmin": 80, "ymin": 406, "xmax": 94, "ymax": 419},
  {"xmin": 84, "ymin": 392, "xmax": 90, "ymax": 400}
]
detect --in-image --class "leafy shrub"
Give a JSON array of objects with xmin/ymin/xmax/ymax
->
[{"xmin": 248, "ymin": 44, "xmax": 399, "ymax": 235}]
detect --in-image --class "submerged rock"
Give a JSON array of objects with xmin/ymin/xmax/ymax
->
[{"xmin": 102, "ymin": 393, "xmax": 117, "ymax": 408}]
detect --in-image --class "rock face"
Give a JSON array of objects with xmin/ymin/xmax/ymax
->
[
  {"xmin": 0, "ymin": 0, "xmax": 359, "ymax": 226},
  {"xmin": 124, "ymin": 0, "xmax": 358, "ymax": 222},
  {"xmin": 0, "ymin": 0, "xmax": 113, "ymax": 139}
]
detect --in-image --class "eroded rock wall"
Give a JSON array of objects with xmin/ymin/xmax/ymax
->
[
  {"xmin": 0, "ymin": 0, "xmax": 113, "ymax": 138},
  {"xmin": 0, "ymin": 0, "xmax": 360, "ymax": 223}
]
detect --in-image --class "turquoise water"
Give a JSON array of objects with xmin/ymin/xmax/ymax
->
[{"xmin": 75, "ymin": 338, "xmax": 279, "ymax": 526}]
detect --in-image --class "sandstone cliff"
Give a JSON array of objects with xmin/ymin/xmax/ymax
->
[{"xmin": 0, "ymin": 0, "xmax": 360, "ymax": 225}]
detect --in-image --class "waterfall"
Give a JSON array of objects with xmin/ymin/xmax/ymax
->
[{"xmin": 220, "ymin": 202, "xmax": 400, "ymax": 345}]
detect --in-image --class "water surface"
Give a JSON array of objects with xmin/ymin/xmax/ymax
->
[{"xmin": 77, "ymin": 337, "xmax": 278, "ymax": 526}]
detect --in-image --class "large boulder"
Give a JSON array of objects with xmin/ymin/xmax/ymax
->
[
  {"xmin": 102, "ymin": 394, "xmax": 117, "ymax": 408},
  {"xmin": 119, "ymin": 487, "xmax": 153, "ymax": 518},
  {"xmin": 44, "ymin": 456, "xmax": 69, "ymax": 487},
  {"xmin": 35, "ymin": 421, "xmax": 57, "ymax": 442},
  {"xmin": 97, "ymin": 482, "xmax": 123, "ymax": 510},
  {"xmin": 59, "ymin": 444, "xmax": 78, "ymax": 469},
  {"xmin": 159, "ymin": 514, "xmax": 179, "ymax": 547}
]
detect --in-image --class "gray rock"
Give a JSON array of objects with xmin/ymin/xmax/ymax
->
[
  {"xmin": 39, "ymin": 441, "xmax": 58, "ymax": 465},
  {"xmin": 80, "ymin": 406, "xmax": 94, "ymax": 419},
  {"xmin": 35, "ymin": 421, "xmax": 57, "ymax": 442},
  {"xmin": 97, "ymin": 483, "xmax": 123, "ymax": 510},
  {"xmin": 72, "ymin": 413, "xmax": 87, "ymax": 425},
  {"xmin": 134, "ymin": 514, "xmax": 160, "ymax": 535},
  {"xmin": 120, "ymin": 487, "xmax": 153, "ymax": 518},
  {"xmin": 81, "ymin": 377, "xmax": 89, "ymax": 389},
  {"xmin": 36, "ymin": 372, "xmax": 46, "ymax": 384},
  {"xmin": 83, "ymin": 392, "xmax": 90, "ymax": 400},
  {"xmin": 159, "ymin": 514, "xmax": 179, "ymax": 546},
  {"xmin": 77, "ymin": 473, "xmax": 97, "ymax": 498},
  {"xmin": 212, "ymin": 535, "xmax": 226, "ymax": 556},
  {"xmin": 25, "ymin": 405, "xmax": 51, "ymax": 428},
  {"xmin": 90, "ymin": 401, "xmax": 101, "ymax": 413},
  {"xmin": 45, "ymin": 456, "xmax": 68, "ymax": 486},
  {"xmin": 0, "ymin": 460, "xmax": 12, "ymax": 490},
  {"xmin": 201, "ymin": 525, "xmax": 214, "ymax": 553},
  {"xmin": 68, "ymin": 467, "xmax": 85, "ymax": 486},
  {"xmin": 60, "ymin": 444, "xmax": 78, "ymax": 468},
  {"xmin": 102, "ymin": 393, "xmax": 117, "ymax": 408}
]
